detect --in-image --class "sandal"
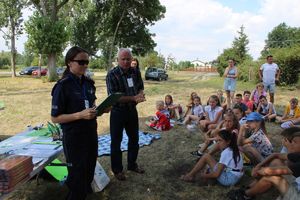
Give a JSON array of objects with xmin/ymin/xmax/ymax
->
[{"xmin": 190, "ymin": 150, "xmax": 203, "ymax": 157}]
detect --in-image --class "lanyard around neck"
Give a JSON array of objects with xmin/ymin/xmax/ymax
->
[{"xmin": 70, "ymin": 75, "xmax": 87, "ymax": 99}]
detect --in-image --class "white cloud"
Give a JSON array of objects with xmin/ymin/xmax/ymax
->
[{"xmin": 150, "ymin": 0, "xmax": 300, "ymax": 61}]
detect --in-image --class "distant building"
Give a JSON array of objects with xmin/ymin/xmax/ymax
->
[{"xmin": 191, "ymin": 59, "xmax": 212, "ymax": 70}]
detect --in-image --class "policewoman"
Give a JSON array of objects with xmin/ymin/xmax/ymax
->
[
  {"xmin": 51, "ymin": 46, "xmax": 99, "ymax": 200},
  {"xmin": 106, "ymin": 48, "xmax": 145, "ymax": 181}
]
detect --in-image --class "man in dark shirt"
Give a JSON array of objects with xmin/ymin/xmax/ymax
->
[
  {"xmin": 234, "ymin": 93, "xmax": 251, "ymax": 114},
  {"xmin": 106, "ymin": 48, "xmax": 145, "ymax": 180},
  {"xmin": 228, "ymin": 127, "xmax": 300, "ymax": 200}
]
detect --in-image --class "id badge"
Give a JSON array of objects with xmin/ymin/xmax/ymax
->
[
  {"xmin": 84, "ymin": 100, "xmax": 89, "ymax": 109},
  {"xmin": 127, "ymin": 78, "xmax": 134, "ymax": 87}
]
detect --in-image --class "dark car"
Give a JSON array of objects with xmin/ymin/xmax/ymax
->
[
  {"xmin": 19, "ymin": 66, "xmax": 39, "ymax": 75},
  {"xmin": 145, "ymin": 67, "xmax": 168, "ymax": 81}
]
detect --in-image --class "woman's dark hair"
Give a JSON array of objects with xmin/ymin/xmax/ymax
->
[
  {"xmin": 132, "ymin": 58, "xmax": 139, "ymax": 69},
  {"xmin": 224, "ymin": 111, "xmax": 240, "ymax": 131},
  {"xmin": 233, "ymin": 104, "xmax": 246, "ymax": 117},
  {"xmin": 208, "ymin": 95, "xmax": 221, "ymax": 106},
  {"xmin": 165, "ymin": 94, "xmax": 173, "ymax": 105},
  {"xmin": 260, "ymin": 120, "xmax": 267, "ymax": 135},
  {"xmin": 259, "ymin": 95, "xmax": 267, "ymax": 100},
  {"xmin": 62, "ymin": 46, "xmax": 89, "ymax": 78},
  {"xmin": 218, "ymin": 129, "xmax": 241, "ymax": 167}
]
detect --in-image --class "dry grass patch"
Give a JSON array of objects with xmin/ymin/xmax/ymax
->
[{"xmin": 0, "ymin": 71, "xmax": 298, "ymax": 200}]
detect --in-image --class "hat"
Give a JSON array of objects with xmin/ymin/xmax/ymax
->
[{"xmin": 246, "ymin": 112, "xmax": 263, "ymax": 121}]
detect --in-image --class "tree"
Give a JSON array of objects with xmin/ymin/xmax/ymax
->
[
  {"xmin": 232, "ymin": 25, "xmax": 250, "ymax": 63},
  {"xmin": 139, "ymin": 51, "xmax": 165, "ymax": 69},
  {"xmin": 95, "ymin": 0, "xmax": 166, "ymax": 69},
  {"xmin": 216, "ymin": 25, "xmax": 251, "ymax": 76},
  {"xmin": 0, "ymin": 0, "xmax": 26, "ymax": 77},
  {"xmin": 69, "ymin": 0, "xmax": 101, "ymax": 55},
  {"xmin": 262, "ymin": 23, "xmax": 300, "ymax": 56},
  {"xmin": 27, "ymin": 0, "xmax": 71, "ymax": 81}
]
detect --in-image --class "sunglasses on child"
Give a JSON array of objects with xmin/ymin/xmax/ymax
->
[{"xmin": 71, "ymin": 60, "xmax": 89, "ymax": 66}]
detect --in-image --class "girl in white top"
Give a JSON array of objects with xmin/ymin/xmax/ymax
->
[
  {"xmin": 181, "ymin": 129, "xmax": 243, "ymax": 186},
  {"xmin": 181, "ymin": 96, "xmax": 204, "ymax": 125},
  {"xmin": 199, "ymin": 95, "xmax": 223, "ymax": 132}
]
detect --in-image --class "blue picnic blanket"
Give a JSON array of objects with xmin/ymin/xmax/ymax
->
[{"xmin": 98, "ymin": 130, "xmax": 161, "ymax": 156}]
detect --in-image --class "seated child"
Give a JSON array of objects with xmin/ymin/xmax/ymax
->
[
  {"xmin": 181, "ymin": 96, "xmax": 204, "ymax": 126},
  {"xmin": 191, "ymin": 110, "xmax": 239, "ymax": 157},
  {"xmin": 146, "ymin": 100, "xmax": 170, "ymax": 131},
  {"xmin": 164, "ymin": 94, "xmax": 183, "ymax": 120},
  {"xmin": 181, "ymin": 129, "xmax": 244, "ymax": 186},
  {"xmin": 237, "ymin": 112, "xmax": 273, "ymax": 165},
  {"xmin": 183, "ymin": 92, "xmax": 199, "ymax": 118},
  {"xmin": 233, "ymin": 93, "xmax": 251, "ymax": 114},
  {"xmin": 242, "ymin": 91, "xmax": 254, "ymax": 112},
  {"xmin": 250, "ymin": 83, "xmax": 267, "ymax": 109},
  {"xmin": 233, "ymin": 104, "xmax": 247, "ymax": 125},
  {"xmin": 257, "ymin": 95, "xmax": 277, "ymax": 122},
  {"xmin": 199, "ymin": 95, "xmax": 223, "ymax": 132},
  {"xmin": 277, "ymin": 98, "xmax": 300, "ymax": 129},
  {"xmin": 228, "ymin": 127, "xmax": 300, "ymax": 200},
  {"xmin": 217, "ymin": 89, "xmax": 227, "ymax": 109}
]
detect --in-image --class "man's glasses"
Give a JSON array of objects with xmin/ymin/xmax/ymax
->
[{"xmin": 72, "ymin": 60, "xmax": 89, "ymax": 66}]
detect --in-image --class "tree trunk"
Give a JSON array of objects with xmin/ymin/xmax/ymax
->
[
  {"xmin": 38, "ymin": 54, "xmax": 42, "ymax": 77},
  {"xmin": 47, "ymin": 53, "xmax": 58, "ymax": 81},
  {"xmin": 107, "ymin": 9, "xmax": 126, "ymax": 70},
  {"xmin": 10, "ymin": 16, "xmax": 16, "ymax": 78}
]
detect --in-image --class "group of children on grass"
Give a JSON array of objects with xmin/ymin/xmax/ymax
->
[{"xmin": 146, "ymin": 85, "xmax": 300, "ymax": 200}]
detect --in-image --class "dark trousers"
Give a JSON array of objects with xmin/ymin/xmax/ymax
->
[
  {"xmin": 110, "ymin": 107, "xmax": 139, "ymax": 173},
  {"xmin": 63, "ymin": 127, "xmax": 98, "ymax": 200}
]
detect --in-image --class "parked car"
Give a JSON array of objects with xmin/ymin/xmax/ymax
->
[
  {"xmin": 32, "ymin": 68, "xmax": 48, "ymax": 76},
  {"xmin": 19, "ymin": 66, "xmax": 39, "ymax": 75},
  {"xmin": 56, "ymin": 67, "xmax": 65, "ymax": 76},
  {"xmin": 145, "ymin": 67, "xmax": 168, "ymax": 81}
]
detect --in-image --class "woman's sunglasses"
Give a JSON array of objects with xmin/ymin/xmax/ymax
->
[{"xmin": 72, "ymin": 60, "xmax": 89, "ymax": 66}]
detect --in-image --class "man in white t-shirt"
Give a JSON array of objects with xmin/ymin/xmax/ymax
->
[{"xmin": 259, "ymin": 55, "xmax": 280, "ymax": 103}]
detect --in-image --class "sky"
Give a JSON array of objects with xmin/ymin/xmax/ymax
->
[{"xmin": 1, "ymin": 0, "xmax": 300, "ymax": 63}]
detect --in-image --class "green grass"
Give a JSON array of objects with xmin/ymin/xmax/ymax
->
[{"xmin": 0, "ymin": 71, "xmax": 297, "ymax": 200}]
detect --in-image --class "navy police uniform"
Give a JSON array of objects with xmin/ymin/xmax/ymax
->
[
  {"xmin": 106, "ymin": 66, "xmax": 144, "ymax": 174},
  {"xmin": 51, "ymin": 72, "xmax": 98, "ymax": 200}
]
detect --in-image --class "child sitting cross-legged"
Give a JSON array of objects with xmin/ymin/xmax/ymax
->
[
  {"xmin": 228, "ymin": 127, "xmax": 300, "ymax": 200},
  {"xmin": 181, "ymin": 129, "xmax": 244, "ymax": 186},
  {"xmin": 180, "ymin": 96, "xmax": 204, "ymax": 126},
  {"xmin": 164, "ymin": 94, "xmax": 183, "ymax": 121},
  {"xmin": 146, "ymin": 100, "xmax": 170, "ymax": 131},
  {"xmin": 183, "ymin": 92, "xmax": 199, "ymax": 118},
  {"xmin": 238, "ymin": 112, "xmax": 273, "ymax": 165},
  {"xmin": 277, "ymin": 98, "xmax": 300, "ymax": 129},
  {"xmin": 199, "ymin": 95, "xmax": 223, "ymax": 132},
  {"xmin": 257, "ymin": 95, "xmax": 277, "ymax": 122}
]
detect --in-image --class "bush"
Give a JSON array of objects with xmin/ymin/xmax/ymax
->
[
  {"xmin": 238, "ymin": 59, "xmax": 262, "ymax": 82},
  {"xmin": 89, "ymin": 57, "xmax": 106, "ymax": 69},
  {"xmin": 269, "ymin": 45, "xmax": 300, "ymax": 85}
]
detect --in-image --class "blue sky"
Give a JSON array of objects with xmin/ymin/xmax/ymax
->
[{"xmin": 1, "ymin": 0, "xmax": 300, "ymax": 63}]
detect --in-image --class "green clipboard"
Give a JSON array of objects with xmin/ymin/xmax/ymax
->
[{"xmin": 96, "ymin": 93, "xmax": 123, "ymax": 116}]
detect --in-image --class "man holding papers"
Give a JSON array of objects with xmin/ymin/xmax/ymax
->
[{"xmin": 106, "ymin": 48, "xmax": 145, "ymax": 181}]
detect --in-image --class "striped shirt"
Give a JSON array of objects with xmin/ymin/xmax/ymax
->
[{"xmin": 106, "ymin": 66, "xmax": 144, "ymax": 107}]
